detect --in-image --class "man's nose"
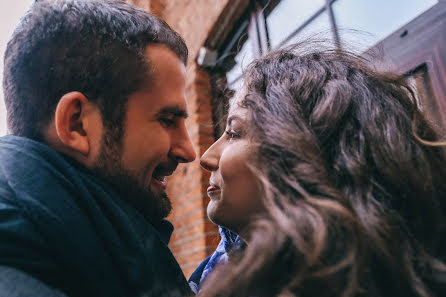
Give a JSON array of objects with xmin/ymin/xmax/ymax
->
[{"xmin": 170, "ymin": 125, "xmax": 196, "ymax": 163}]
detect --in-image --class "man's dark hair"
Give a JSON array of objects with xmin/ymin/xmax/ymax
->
[{"xmin": 3, "ymin": 0, "xmax": 188, "ymax": 141}]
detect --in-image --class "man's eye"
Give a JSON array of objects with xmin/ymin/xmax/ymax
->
[
  {"xmin": 225, "ymin": 130, "xmax": 240, "ymax": 139},
  {"xmin": 160, "ymin": 117, "xmax": 176, "ymax": 127}
]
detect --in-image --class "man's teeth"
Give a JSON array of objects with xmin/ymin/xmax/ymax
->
[{"xmin": 154, "ymin": 175, "xmax": 165, "ymax": 181}]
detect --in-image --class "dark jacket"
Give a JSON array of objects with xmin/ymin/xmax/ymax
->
[{"xmin": 0, "ymin": 135, "xmax": 192, "ymax": 297}]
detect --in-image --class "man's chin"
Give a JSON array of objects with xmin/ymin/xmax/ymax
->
[
  {"xmin": 92, "ymin": 167, "xmax": 172, "ymax": 225},
  {"xmin": 147, "ymin": 190, "xmax": 172, "ymax": 221},
  {"xmin": 120, "ymin": 184, "xmax": 172, "ymax": 225}
]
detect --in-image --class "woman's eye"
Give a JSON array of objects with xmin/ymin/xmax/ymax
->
[{"xmin": 225, "ymin": 130, "xmax": 240, "ymax": 139}]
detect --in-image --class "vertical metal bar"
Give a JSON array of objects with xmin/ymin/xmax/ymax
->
[
  {"xmin": 262, "ymin": 3, "xmax": 271, "ymax": 51},
  {"xmin": 253, "ymin": 7, "xmax": 264, "ymax": 55},
  {"xmin": 254, "ymin": 0, "xmax": 272, "ymax": 55},
  {"xmin": 248, "ymin": 12, "xmax": 261, "ymax": 56},
  {"xmin": 326, "ymin": 0, "xmax": 341, "ymax": 49}
]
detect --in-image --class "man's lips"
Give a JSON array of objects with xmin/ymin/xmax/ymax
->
[
  {"xmin": 152, "ymin": 162, "xmax": 177, "ymax": 179},
  {"xmin": 151, "ymin": 176, "xmax": 167, "ymax": 190},
  {"xmin": 151, "ymin": 163, "xmax": 177, "ymax": 191},
  {"xmin": 153, "ymin": 170, "xmax": 174, "ymax": 178},
  {"xmin": 151, "ymin": 172, "xmax": 173, "ymax": 191}
]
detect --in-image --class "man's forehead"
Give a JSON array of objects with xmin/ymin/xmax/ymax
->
[
  {"xmin": 144, "ymin": 45, "xmax": 186, "ymax": 74},
  {"xmin": 125, "ymin": 86, "xmax": 188, "ymax": 118}
]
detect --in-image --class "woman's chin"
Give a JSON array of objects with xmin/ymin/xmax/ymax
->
[{"xmin": 206, "ymin": 201, "xmax": 220, "ymax": 224}]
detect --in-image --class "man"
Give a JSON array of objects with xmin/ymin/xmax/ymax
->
[{"xmin": 0, "ymin": 0, "xmax": 196, "ymax": 296}]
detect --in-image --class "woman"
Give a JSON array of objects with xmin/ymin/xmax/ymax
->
[{"xmin": 193, "ymin": 44, "xmax": 446, "ymax": 297}]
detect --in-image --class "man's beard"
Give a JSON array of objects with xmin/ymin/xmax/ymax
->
[{"xmin": 91, "ymin": 127, "xmax": 172, "ymax": 226}]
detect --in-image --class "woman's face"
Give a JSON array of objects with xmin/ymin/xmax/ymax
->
[{"xmin": 200, "ymin": 91, "xmax": 264, "ymax": 236}]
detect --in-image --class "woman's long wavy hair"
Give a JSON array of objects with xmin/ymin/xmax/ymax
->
[{"xmin": 199, "ymin": 44, "xmax": 446, "ymax": 297}]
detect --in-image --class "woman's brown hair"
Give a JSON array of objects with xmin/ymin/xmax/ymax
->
[{"xmin": 199, "ymin": 44, "xmax": 446, "ymax": 297}]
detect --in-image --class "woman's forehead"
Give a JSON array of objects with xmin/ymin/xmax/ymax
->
[
  {"xmin": 228, "ymin": 90, "xmax": 247, "ymax": 117},
  {"xmin": 229, "ymin": 87, "xmax": 247, "ymax": 109}
]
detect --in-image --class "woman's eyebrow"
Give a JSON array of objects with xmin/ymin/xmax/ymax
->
[{"xmin": 226, "ymin": 115, "xmax": 243, "ymax": 126}]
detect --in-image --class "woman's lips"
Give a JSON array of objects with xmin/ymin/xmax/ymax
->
[
  {"xmin": 208, "ymin": 184, "xmax": 220, "ymax": 200},
  {"xmin": 207, "ymin": 185, "xmax": 220, "ymax": 192}
]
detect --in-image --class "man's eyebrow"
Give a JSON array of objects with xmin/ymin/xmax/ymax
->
[{"xmin": 157, "ymin": 106, "xmax": 188, "ymax": 118}]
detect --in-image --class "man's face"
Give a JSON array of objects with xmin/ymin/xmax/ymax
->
[{"xmin": 92, "ymin": 45, "xmax": 196, "ymax": 225}]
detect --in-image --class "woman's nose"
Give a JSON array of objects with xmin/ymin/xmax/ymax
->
[{"xmin": 200, "ymin": 140, "xmax": 221, "ymax": 171}]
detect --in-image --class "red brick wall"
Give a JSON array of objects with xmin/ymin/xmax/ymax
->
[
  {"xmin": 160, "ymin": 0, "xmax": 234, "ymax": 278},
  {"xmin": 162, "ymin": 0, "xmax": 230, "ymax": 65},
  {"xmin": 126, "ymin": 0, "xmax": 163, "ymax": 17},
  {"xmin": 125, "ymin": 0, "xmax": 249, "ymax": 278}
]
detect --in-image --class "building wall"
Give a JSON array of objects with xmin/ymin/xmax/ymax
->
[{"xmin": 125, "ymin": 0, "xmax": 244, "ymax": 278}]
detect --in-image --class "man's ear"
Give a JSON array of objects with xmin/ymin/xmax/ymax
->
[{"xmin": 54, "ymin": 92, "xmax": 94, "ymax": 156}]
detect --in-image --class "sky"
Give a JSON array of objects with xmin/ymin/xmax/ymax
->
[{"xmin": 0, "ymin": 0, "xmax": 34, "ymax": 136}]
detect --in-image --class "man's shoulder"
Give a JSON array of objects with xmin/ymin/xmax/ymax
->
[
  {"xmin": 0, "ymin": 134, "xmax": 86, "ymax": 203},
  {"xmin": 0, "ymin": 266, "xmax": 67, "ymax": 297},
  {"xmin": 0, "ymin": 135, "xmax": 62, "ymax": 179}
]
